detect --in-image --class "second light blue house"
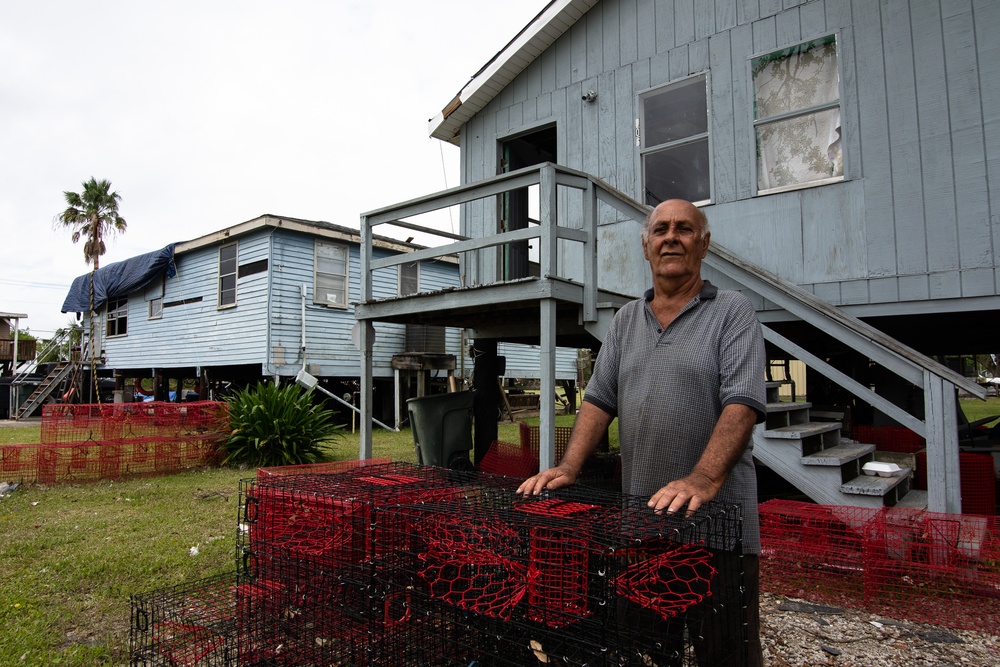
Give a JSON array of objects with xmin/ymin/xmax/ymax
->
[{"xmin": 56, "ymin": 214, "xmax": 578, "ymax": 426}]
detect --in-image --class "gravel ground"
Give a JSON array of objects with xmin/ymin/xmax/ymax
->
[{"xmin": 760, "ymin": 593, "xmax": 1000, "ymax": 666}]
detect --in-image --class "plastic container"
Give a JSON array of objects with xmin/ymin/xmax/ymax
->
[{"xmin": 406, "ymin": 391, "xmax": 474, "ymax": 469}]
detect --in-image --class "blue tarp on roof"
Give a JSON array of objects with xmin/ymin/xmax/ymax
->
[{"xmin": 61, "ymin": 245, "xmax": 177, "ymax": 313}]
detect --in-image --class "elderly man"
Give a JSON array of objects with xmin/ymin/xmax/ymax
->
[{"xmin": 518, "ymin": 199, "xmax": 766, "ymax": 666}]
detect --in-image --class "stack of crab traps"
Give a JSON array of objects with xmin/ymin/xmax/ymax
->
[{"xmin": 130, "ymin": 461, "xmax": 747, "ymax": 666}]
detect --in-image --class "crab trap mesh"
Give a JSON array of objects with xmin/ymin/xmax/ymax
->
[{"xmin": 130, "ymin": 572, "xmax": 239, "ymax": 667}]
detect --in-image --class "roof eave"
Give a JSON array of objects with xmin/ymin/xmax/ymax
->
[{"xmin": 428, "ymin": 0, "xmax": 597, "ymax": 145}]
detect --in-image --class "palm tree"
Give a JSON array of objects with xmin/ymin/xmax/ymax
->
[
  {"xmin": 56, "ymin": 177, "xmax": 127, "ymax": 403},
  {"xmin": 58, "ymin": 177, "xmax": 127, "ymax": 270}
]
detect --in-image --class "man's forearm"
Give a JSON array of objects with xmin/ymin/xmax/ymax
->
[
  {"xmin": 559, "ymin": 401, "xmax": 613, "ymax": 475},
  {"xmin": 690, "ymin": 403, "xmax": 757, "ymax": 488}
]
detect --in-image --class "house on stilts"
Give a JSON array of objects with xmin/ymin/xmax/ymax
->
[{"xmin": 355, "ymin": 0, "xmax": 996, "ymax": 514}]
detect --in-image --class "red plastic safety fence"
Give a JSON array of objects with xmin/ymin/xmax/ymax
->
[
  {"xmin": 759, "ymin": 499, "xmax": 1000, "ymax": 635},
  {"xmin": 2, "ymin": 402, "xmax": 229, "ymax": 485},
  {"xmin": 913, "ymin": 451, "xmax": 996, "ymax": 515},
  {"xmin": 477, "ymin": 439, "xmax": 540, "ymax": 478},
  {"xmin": 851, "ymin": 424, "xmax": 926, "ymax": 453}
]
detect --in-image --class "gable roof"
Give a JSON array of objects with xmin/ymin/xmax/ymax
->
[
  {"xmin": 428, "ymin": 0, "xmax": 597, "ymax": 145},
  {"xmin": 174, "ymin": 214, "xmax": 420, "ymax": 256}
]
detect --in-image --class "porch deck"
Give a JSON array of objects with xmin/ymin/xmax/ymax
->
[{"xmin": 356, "ymin": 276, "xmax": 633, "ymax": 348}]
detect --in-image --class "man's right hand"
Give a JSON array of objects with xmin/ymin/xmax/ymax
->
[{"xmin": 516, "ymin": 465, "xmax": 578, "ymax": 495}]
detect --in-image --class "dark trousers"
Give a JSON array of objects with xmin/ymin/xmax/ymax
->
[{"xmin": 619, "ymin": 552, "xmax": 762, "ymax": 667}]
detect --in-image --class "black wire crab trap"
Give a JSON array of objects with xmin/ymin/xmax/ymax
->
[
  {"xmin": 131, "ymin": 464, "xmax": 746, "ymax": 666},
  {"xmin": 129, "ymin": 572, "xmax": 240, "ymax": 667},
  {"xmin": 370, "ymin": 485, "xmax": 747, "ymax": 667},
  {"xmin": 234, "ymin": 462, "xmax": 509, "ymax": 665}
]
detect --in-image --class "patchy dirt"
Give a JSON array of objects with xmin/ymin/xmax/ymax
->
[{"xmin": 761, "ymin": 593, "xmax": 1000, "ymax": 666}]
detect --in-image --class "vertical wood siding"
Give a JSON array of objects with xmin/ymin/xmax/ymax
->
[{"xmin": 458, "ymin": 0, "xmax": 999, "ymax": 310}]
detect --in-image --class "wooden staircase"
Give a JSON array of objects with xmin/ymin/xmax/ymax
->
[
  {"xmin": 15, "ymin": 362, "xmax": 75, "ymax": 420},
  {"xmin": 753, "ymin": 381, "xmax": 927, "ymax": 509}
]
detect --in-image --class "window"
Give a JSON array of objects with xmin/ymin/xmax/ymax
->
[
  {"xmin": 218, "ymin": 243, "xmax": 237, "ymax": 307},
  {"xmin": 145, "ymin": 278, "xmax": 163, "ymax": 320},
  {"xmin": 399, "ymin": 261, "xmax": 419, "ymax": 296},
  {"xmin": 106, "ymin": 298, "xmax": 128, "ymax": 337},
  {"xmin": 638, "ymin": 75, "xmax": 710, "ymax": 206},
  {"xmin": 314, "ymin": 241, "xmax": 348, "ymax": 307},
  {"xmin": 752, "ymin": 35, "xmax": 843, "ymax": 193}
]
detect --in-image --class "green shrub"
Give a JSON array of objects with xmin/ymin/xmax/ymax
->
[{"xmin": 221, "ymin": 381, "xmax": 343, "ymax": 467}]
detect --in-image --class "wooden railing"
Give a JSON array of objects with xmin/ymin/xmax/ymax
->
[{"xmin": 0, "ymin": 338, "xmax": 36, "ymax": 362}]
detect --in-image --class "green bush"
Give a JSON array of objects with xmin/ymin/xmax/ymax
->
[{"xmin": 221, "ymin": 381, "xmax": 343, "ymax": 467}]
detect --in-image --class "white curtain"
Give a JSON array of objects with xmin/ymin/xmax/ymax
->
[{"xmin": 754, "ymin": 41, "xmax": 842, "ymax": 191}]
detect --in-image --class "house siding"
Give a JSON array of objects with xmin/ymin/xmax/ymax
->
[
  {"xmin": 102, "ymin": 230, "xmax": 272, "ymax": 370},
  {"xmin": 99, "ymin": 224, "xmax": 578, "ymax": 383},
  {"xmin": 457, "ymin": 0, "xmax": 999, "ymax": 314}
]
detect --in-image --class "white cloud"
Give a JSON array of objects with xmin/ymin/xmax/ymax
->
[{"xmin": 0, "ymin": 0, "xmax": 544, "ymax": 335}]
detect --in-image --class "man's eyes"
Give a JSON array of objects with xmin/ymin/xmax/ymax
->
[{"xmin": 652, "ymin": 225, "xmax": 695, "ymax": 235}]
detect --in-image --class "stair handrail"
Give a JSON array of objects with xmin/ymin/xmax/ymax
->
[
  {"xmin": 575, "ymin": 170, "xmax": 978, "ymax": 513},
  {"xmin": 11, "ymin": 327, "xmax": 79, "ymax": 386},
  {"xmin": 573, "ymin": 170, "xmax": 984, "ymax": 396}
]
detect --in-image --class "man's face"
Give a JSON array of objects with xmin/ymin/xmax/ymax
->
[{"xmin": 641, "ymin": 199, "xmax": 710, "ymax": 283}]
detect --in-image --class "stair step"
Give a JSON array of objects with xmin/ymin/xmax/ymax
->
[
  {"xmin": 841, "ymin": 469, "xmax": 911, "ymax": 496},
  {"xmin": 893, "ymin": 489, "xmax": 928, "ymax": 510},
  {"xmin": 766, "ymin": 401, "xmax": 812, "ymax": 413},
  {"xmin": 801, "ymin": 443, "xmax": 876, "ymax": 466},
  {"xmin": 763, "ymin": 421, "xmax": 843, "ymax": 440}
]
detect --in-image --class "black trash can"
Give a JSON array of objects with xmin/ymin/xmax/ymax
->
[
  {"xmin": 0, "ymin": 377, "xmax": 11, "ymax": 420},
  {"xmin": 406, "ymin": 391, "xmax": 474, "ymax": 469}
]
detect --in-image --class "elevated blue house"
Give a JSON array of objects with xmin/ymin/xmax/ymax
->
[
  {"xmin": 356, "ymin": 0, "xmax": 993, "ymax": 512},
  {"xmin": 48, "ymin": 215, "xmax": 578, "ymax": 425}
]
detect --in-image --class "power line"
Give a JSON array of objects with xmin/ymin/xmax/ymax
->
[{"xmin": 0, "ymin": 278, "xmax": 71, "ymax": 290}]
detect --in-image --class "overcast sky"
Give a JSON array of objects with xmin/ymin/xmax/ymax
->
[{"xmin": 0, "ymin": 0, "xmax": 546, "ymax": 337}]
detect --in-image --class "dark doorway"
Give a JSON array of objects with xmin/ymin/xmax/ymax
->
[{"xmin": 499, "ymin": 126, "xmax": 557, "ymax": 280}]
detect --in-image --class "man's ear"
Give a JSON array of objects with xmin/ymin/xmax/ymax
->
[{"xmin": 700, "ymin": 231, "xmax": 711, "ymax": 258}]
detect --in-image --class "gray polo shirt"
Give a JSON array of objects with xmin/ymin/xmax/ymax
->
[{"xmin": 584, "ymin": 281, "xmax": 766, "ymax": 553}]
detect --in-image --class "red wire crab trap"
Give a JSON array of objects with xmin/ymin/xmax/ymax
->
[{"xmin": 372, "ymin": 485, "xmax": 746, "ymax": 667}]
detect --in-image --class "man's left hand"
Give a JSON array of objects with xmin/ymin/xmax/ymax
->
[{"xmin": 647, "ymin": 471, "xmax": 721, "ymax": 515}]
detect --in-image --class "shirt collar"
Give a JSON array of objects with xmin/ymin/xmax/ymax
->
[{"xmin": 644, "ymin": 280, "xmax": 717, "ymax": 302}]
